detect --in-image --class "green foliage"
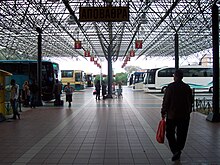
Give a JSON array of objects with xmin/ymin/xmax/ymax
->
[
  {"xmin": 94, "ymin": 75, "xmax": 101, "ymax": 84},
  {"xmin": 124, "ymin": 65, "xmax": 142, "ymax": 74},
  {"xmin": 115, "ymin": 72, "xmax": 128, "ymax": 85},
  {"xmin": 94, "ymin": 73, "xmax": 127, "ymax": 85}
]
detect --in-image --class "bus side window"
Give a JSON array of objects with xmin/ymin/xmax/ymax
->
[
  {"xmin": 192, "ymin": 73, "xmax": 198, "ymax": 77},
  {"xmin": 206, "ymin": 68, "xmax": 213, "ymax": 77}
]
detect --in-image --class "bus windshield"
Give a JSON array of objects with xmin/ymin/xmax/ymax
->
[{"xmin": 62, "ymin": 70, "xmax": 73, "ymax": 77}]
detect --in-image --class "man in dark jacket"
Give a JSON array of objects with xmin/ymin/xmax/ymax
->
[
  {"xmin": 101, "ymin": 81, "xmax": 107, "ymax": 100},
  {"xmin": 95, "ymin": 81, "xmax": 101, "ymax": 100},
  {"xmin": 29, "ymin": 80, "xmax": 39, "ymax": 108},
  {"xmin": 161, "ymin": 69, "xmax": 192, "ymax": 162}
]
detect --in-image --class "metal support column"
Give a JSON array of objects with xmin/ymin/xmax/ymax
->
[
  {"xmin": 174, "ymin": 32, "xmax": 179, "ymax": 70},
  {"xmin": 206, "ymin": 3, "xmax": 220, "ymax": 122},
  {"xmin": 36, "ymin": 27, "xmax": 43, "ymax": 106},
  {"xmin": 106, "ymin": 22, "xmax": 113, "ymax": 98}
]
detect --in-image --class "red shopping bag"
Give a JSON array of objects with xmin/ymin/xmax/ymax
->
[
  {"xmin": 156, "ymin": 118, "xmax": 166, "ymax": 143},
  {"xmin": 93, "ymin": 90, "xmax": 97, "ymax": 95}
]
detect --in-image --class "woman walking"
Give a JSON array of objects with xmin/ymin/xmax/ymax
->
[{"xmin": 64, "ymin": 82, "xmax": 74, "ymax": 107}]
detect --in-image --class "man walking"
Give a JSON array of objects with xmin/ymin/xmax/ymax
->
[{"xmin": 161, "ymin": 69, "xmax": 192, "ymax": 162}]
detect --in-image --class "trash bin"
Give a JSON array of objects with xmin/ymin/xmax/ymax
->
[{"xmin": 0, "ymin": 69, "xmax": 12, "ymax": 121}]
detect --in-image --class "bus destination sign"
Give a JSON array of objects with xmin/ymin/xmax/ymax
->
[{"xmin": 79, "ymin": 6, "xmax": 129, "ymax": 22}]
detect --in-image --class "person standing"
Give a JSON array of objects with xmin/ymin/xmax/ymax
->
[
  {"xmin": 95, "ymin": 81, "xmax": 101, "ymax": 100},
  {"xmin": 22, "ymin": 80, "xmax": 30, "ymax": 107},
  {"xmin": 101, "ymin": 81, "xmax": 107, "ymax": 100},
  {"xmin": 10, "ymin": 79, "xmax": 20, "ymax": 119},
  {"xmin": 53, "ymin": 79, "xmax": 62, "ymax": 105},
  {"xmin": 161, "ymin": 69, "xmax": 192, "ymax": 162},
  {"xmin": 118, "ymin": 81, "xmax": 122, "ymax": 97},
  {"xmin": 64, "ymin": 82, "xmax": 74, "ymax": 107},
  {"xmin": 29, "ymin": 80, "xmax": 39, "ymax": 108}
]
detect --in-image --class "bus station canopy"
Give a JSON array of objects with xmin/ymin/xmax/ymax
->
[{"xmin": 0, "ymin": 0, "xmax": 217, "ymax": 62}]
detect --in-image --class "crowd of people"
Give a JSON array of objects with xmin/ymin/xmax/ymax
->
[
  {"xmin": 9, "ymin": 78, "xmax": 123, "ymax": 117},
  {"xmin": 8, "ymin": 79, "xmax": 123, "ymax": 121},
  {"xmin": 94, "ymin": 81, "xmax": 123, "ymax": 100},
  {"xmin": 9, "ymin": 79, "xmax": 39, "ymax": 120},
  {"xmin": 8, "ymin": 78, "xmax": 124, "ymax": 120},
  {"xmin": 8, "ymin": 78, "xmax": 77, "ymax": 119}
]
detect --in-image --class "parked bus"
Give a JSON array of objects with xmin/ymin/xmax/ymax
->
[
  {"xmin": 75, "ymin": 70, "xmax": 86, "ymax": 90},
  {"xmin": 0, "ymin": 60, "xmax": 60, "ymax": 101},
  {"xmin": 85, "ymin": 73, "xmax": 93, "ymax": 87},
  {"xmin": 143, "ymin": 65, "xmax": 213, "ymax": 93},
  {"xmin": 127, "ymin": 71, "xmax": 147, "ymax": 90},
  {"xmin": 61, "ymin": 70, "xmax": 86, "ymax": 90}
]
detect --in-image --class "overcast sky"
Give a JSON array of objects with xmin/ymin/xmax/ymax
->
[{"xmin": 46, "ymin": 53, "xmax": 204, "ymax": 75}]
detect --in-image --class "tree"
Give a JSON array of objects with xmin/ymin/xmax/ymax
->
[
  {"xmin": 94, "ymin": 73, "xmax": 127, "ymax": 86},
  {"xmin": 94, "ymin": 74, "xmax": 101, "ymax": 84},
  {"xmin": 115, "ymin": 72, "xmax": 128, "ymax": 85},
  {"xmin": 124, "ymin": 65, "xmax": 142, "ymax": 74}
]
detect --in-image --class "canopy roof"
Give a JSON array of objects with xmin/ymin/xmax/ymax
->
[{"xmin": 0, "ymin": 0, "xmax": 217, "ymax": 63}]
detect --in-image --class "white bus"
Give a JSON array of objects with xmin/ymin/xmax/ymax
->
[
  {"xmin": 127, "ymin": 71, "xmax": 147, "ymax": 90},
  {"xmin": 143, "ymin": 65, "xmax": 213, "ymax": 93}
]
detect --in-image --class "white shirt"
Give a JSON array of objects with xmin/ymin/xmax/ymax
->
[{"xmin": 10, "ymin": 84, "xmax": 19, "ymax": 100}]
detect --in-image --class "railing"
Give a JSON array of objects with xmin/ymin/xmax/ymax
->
[{"xmin": 192, "ymin": 89, "xmax": 213, "ymax": 115}]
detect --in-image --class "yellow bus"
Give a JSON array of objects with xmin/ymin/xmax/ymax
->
[{"xmin": 61, "ymin": 70, "xmax": 86, "ymax": 90}]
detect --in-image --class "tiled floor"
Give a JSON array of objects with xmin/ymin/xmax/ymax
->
[{"xmin": 0, "ymin": 87, "xmax": 220, "ymax": 165}]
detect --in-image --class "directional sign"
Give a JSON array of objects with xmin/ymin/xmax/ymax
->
[
  {"xmin": 79, "ymin": 6, "xmax": 129, "ymax": 22},
  {"xmin": 75, "ymin": 41, "xmax": 81, "ymax": 49},
  {"xmin": 135, "ymin": 40, "xmax": 142, "ymax": 49}
]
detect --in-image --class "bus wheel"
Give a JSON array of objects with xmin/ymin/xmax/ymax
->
[
  {"xmin": 209, "ymin": 87, "xmax": 213, "ymax": 93},
  {"xmin": 161, "ymin": 87, "xmax": 167, "ymax": 93}
]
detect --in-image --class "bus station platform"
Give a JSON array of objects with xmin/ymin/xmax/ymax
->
[{"xmin": 0, "ymin": 87, "xmax": 219, "ymax": 165}]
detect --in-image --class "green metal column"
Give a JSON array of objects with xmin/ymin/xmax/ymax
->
[
  {"xmin": 106, "ymin": 22, "xmax": 113, "ymax": 98},
  {"xmin": 206, "ymin": 3, "xmax": 220, "ymax": 122},
  {"xmin": 175, "ymin": 32, "xmax": 179, "ymax": 70}
]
